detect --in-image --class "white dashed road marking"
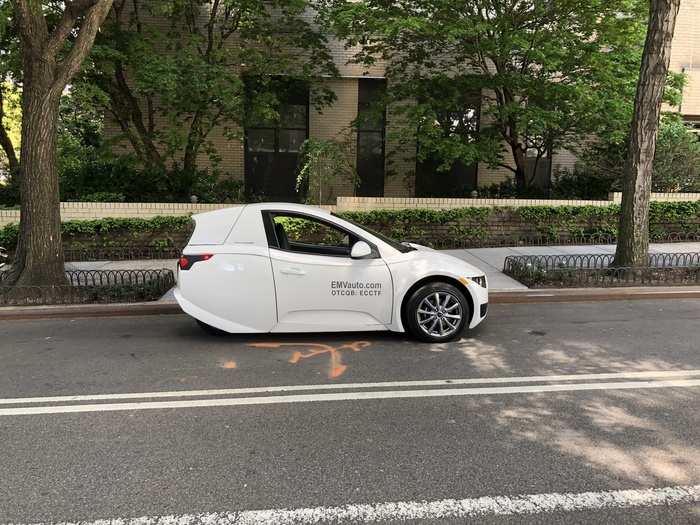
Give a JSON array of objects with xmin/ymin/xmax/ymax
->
[{"xmin": 4, "ymin": 485, "xmax": 699, "ymax": 524}]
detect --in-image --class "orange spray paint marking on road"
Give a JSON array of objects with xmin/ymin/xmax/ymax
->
[
  {"xmin": 220, "ymin": 360, "xmax": 237, "ymax": 369},
  {"xmin": 249, "ymin": 341, "xmax": 371, "ymax": 379}
]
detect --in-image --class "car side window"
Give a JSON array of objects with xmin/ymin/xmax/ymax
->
[{"xmin": 268, "ymin": 213, "xmax": 356, "ymax": 257}]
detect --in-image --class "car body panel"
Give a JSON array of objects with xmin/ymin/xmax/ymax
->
[
  {"xmin": 175, "ymin": 246, "xmax": 277, "ymax": 333},
  {"xmin": 384, "ymin": 248, "xmax": 488, "ymax": 332},
  {"xmin": 269, "ymin": 247, "xmax": 393, "ymax": 332},
  {"xmin": 187, "ymin": 206, "xmax": 244, "ymax": 245},
  {"xmin": 176, "ymin": 203, "xmax": 488, "ymax": 336}
]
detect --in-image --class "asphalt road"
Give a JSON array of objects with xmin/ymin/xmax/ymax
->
[{"xmin": 1, "ymin": 299, "xmax": 699, "ymax": 524}]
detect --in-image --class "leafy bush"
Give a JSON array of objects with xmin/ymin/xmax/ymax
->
[
  {"xmin": 296, "ymin": 137, "xmax": 356, "ymax": 204},
  {"xmin": 0, "ymin": 202, "xmax": 698, "ymax": 253},
  {"xmin": 190, "ymin": 174, "xmax": 244, "ymax": 203},
  {"xmin": 555, "ymin": 114, "xmax": 700, "ymax": 199},
  {"xmin": 478, "ymin": 179, "xmax": 522, "ymax": 198},
  {"xmin": 0, "ymin": 215, "xmax": 193, "ymax": 250},
  {"xmin": 59, "ymin": 149, "xmax": 245, "ymax": 204},
  {"xmin": 549, "ymin": 168, "xmax": 618, "ymax": 200},
  {"xmin": 0, "ymin": 177, "xmax": 19, "ymax": 206},
  {"xmin": 59, "ymin": 150, "xmax": 173, "ymax": 203},
  {"xmin": 653, "ymin": 114, "xmax": 700, "ymax": 191},
  {"xmin": 339, "ymin": 202, "xmax": 700, "ymax": 246},
  {"xmin": 78, "ymin": 192, "xmax": 126, "ymax": 202}
]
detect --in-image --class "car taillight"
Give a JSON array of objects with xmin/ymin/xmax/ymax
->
[{"xmin": 178, "ymin": 254, "xmax": 214, "ymax": 270}]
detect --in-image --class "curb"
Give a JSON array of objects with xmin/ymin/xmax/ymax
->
[
  {"xmin": 0, "ymin": 302, "xmax": 182, "ymax": 320},
  {"xmin": 490, "ymin": 286, "xmax": 700, "ymax": 304},
  {"xmin": 1, "ymin": 287, "xmax": 700, "ymax": 320}
]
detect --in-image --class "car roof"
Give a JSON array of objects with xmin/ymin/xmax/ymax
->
[
  {"xmin": 190, "ymin": 202, "xmax": 332, "ymax": 222},
  {"xmin": 241, "ymin": 202, "xmax": 333, "ymax": 215}
]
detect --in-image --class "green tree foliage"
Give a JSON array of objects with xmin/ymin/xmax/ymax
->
[
  {"xmin": 553, "ymin": 114, "xmax": 700, "ymax": 199},
  {"xmin": 0, "ymin": 0, "xmax": 20, "ymax": 180},
  {"xmin": 652, "ymin": 114, "xmax": 700, "ymax": 192},
  {"xmin": 296, "ymin": 136, "xmax": 356, "ymax": 204},
  {"xmin": 321, "ymin": 0, "xmax": 649, "ymax": 189},
  {"xmin": 80, "ymin": 0, "xmax": 338, "ymax": 187}
]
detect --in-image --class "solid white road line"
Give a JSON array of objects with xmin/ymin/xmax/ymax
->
[
  {"xmin": 2, "ymin": 369, "xmax": 700, "ymax": 405},
  {"xmin": 4, "ymin": 485, "xmax": 699, "ymax": 524},
  {"xmin": 1, "ymin": 378, "xmax": 699, "ymax": 416}
]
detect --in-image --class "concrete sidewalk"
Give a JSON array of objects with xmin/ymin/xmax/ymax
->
[
  {"xmin": 64, "ymin": 242, "xmax": 700, "ymax": 294},
  {"xmin": 446, "ymin": 242, "xmax": 700, "ymax": 291}
]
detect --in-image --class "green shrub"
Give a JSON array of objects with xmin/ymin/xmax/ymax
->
[
  {"xmin": 59, "ymin": 153, "xmax": 172, "ymax": 202},
  {"xmin": 0, "ymin": 202, "xmax": 698, "ymax": 252},
  {"xmin": 0, "ymin": 215, "xmax": 193, "ymax": 250},
  {"xmin": 549, "ymin": 168, "xmax": 618, "ymax": 200},
  {"xmin": 78, "ymin": 192, "xmax": 127, "ymax": 202},
  {"xmin": 59, "ymin": 145, "xmax": 245, "ymax": 204},
  {"xmin": 559, "ymin": 114, "xmax": 700, "ymax": 199}
]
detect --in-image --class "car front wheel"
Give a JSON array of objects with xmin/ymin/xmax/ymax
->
[{"xmin": 405, "ymin": 283, "xmax": 469, "ymax": 343}]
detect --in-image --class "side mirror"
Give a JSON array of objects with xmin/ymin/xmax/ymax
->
[{"xmin": 350, "ymin": 240, "xmax": 373, "ymax": 259}]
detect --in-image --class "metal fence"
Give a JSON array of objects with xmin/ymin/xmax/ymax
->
[
  {"xmin": 0, "ymin": 268, "xmax": 175, "ymax": 306},
  {"xmin": 63, "ymin": 246, "xmax": 181, "ymax": 262},
  {"xmin": 503, "ymin": 252, "xmax": 700, "ymax": 288}
]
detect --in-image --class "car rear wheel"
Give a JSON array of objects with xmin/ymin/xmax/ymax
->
[
  {"xmin": 196, "ymin": 319, "xmax": 228, "ymax": 336},
  {"xmin": 405, "ymin": 283, "xmax": 469, "ymax": 343}
]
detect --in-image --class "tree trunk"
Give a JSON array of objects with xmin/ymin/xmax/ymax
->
[
  {"xmin": 10, "ymin": 68, "xmax": 66, "ymax": 286},
  {"xmin": 10, "ymin": 0, "xmax": 114, "ymax": 287},
  {"xmin": 113, "ymin": 64, "xmax": 164, "ymax": 169},
  {"xmin": 614, "ymin": 0, "xmax": 680, "ymax": 267},
  {"xmin": 183, "ymin": 110, "xmax": 204, "ymax": 176},
  {"xmin": 511, "ymin": 144, "xmax": 528, "ymax": 191}
]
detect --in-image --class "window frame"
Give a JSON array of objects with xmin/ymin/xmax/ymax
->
[
  {"xmin": 245, "ymin": 101, "xmax": 309, "ymax": 155},
  {"xmin": 262, "ymin": 211, "xmax": 380, "ymax": 259},
  {"xmin": 356, "ymin": 78, "xmax": 387, "ymax": 197}
]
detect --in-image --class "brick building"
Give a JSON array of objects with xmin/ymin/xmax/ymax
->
[
  {"xmin": 669, "ymin": 0, "xmax": 700, "ymax": 135},
  {"xmin": 106, "ymin": 1, "xmax": 700, "ymax": 202}
]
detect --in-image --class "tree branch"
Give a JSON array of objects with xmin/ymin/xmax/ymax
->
[
  {"xmin": 46, "ymin": 1, "xmax": 105, "ymax": 58},
  {"xmin": 54, "ymin": 0, "xmax": 114, "ymax": 90},
  {"xmin": 12, "ymin": 0, "xmax": 50, "ymax": 51}
]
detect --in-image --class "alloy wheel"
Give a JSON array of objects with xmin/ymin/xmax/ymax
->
[{"xmin": 416, "ymin": 291, "xmax": 463, "ymax": 338}]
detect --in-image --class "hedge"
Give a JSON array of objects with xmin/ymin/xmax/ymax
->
[
  {"xmin": 0, "ymin": 201, "xmax": 699, "ymax": 251},
  {"xmin": 0, "ymin": 215, "xmax": 193, "ymax": 250},
  {"xmin": 339, "ymin": 202, "xmax": 700, "ymax": 244}
]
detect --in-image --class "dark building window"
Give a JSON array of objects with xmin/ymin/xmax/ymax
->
[
  {"xmin": 415, "ymin": 92, "xmax": 480, "ymax": 197},
  {"xmin": 356, "ymin": 79, "xmax": 386, "ymax": 197},
  {"xmin": 245, "ymin": 80, "xmax": 309, "ymax": 201}
]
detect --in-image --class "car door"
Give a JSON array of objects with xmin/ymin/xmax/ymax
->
[{"xmin": 264, "ymin": 211, "xmax": 393, "ymax": 332}]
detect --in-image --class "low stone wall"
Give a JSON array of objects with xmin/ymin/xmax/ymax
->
[
  {"xmin": 0, "ymin": 202, "xmax": 229, "ymax": 227},
  {"xmin": 0, "ymin": 202, "xmax": 340, "ymax": 227},
  {"xmin": 338, "ymin": 193, "xmax": 700, "ymax": 211},
  {"xmin": 609, "ymin": 192, "xmax": 700, "ymax": 204},
  {"xmin": 3, "ymin": 195, "xmax": 700, "ymax": 227},
  {"xmin": 335, "ymin": 196, "xmax": 611, "ymax": 212}
]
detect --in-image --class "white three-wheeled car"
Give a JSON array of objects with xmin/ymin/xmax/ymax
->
[{"xmin": 175, "ymin": 203, "xmax": 488, "ymax": 342}]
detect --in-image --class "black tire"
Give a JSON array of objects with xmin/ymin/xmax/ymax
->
[
  {"xmin": 196, "ymin": 319, "xmax": 228, "ymax": 336},
  {"xmin": 404, "ymin": 282, "xmax": 470, "ymax": 343}
]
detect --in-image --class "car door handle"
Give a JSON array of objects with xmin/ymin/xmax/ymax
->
[{"xmin": 281, "ymin": 266, "xmax": 306, "ymax": 276}]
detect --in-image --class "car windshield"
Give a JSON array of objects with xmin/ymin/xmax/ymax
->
[{"xmin": 334, "ymin": 214, "xmax": 416, "ymax": 253}]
